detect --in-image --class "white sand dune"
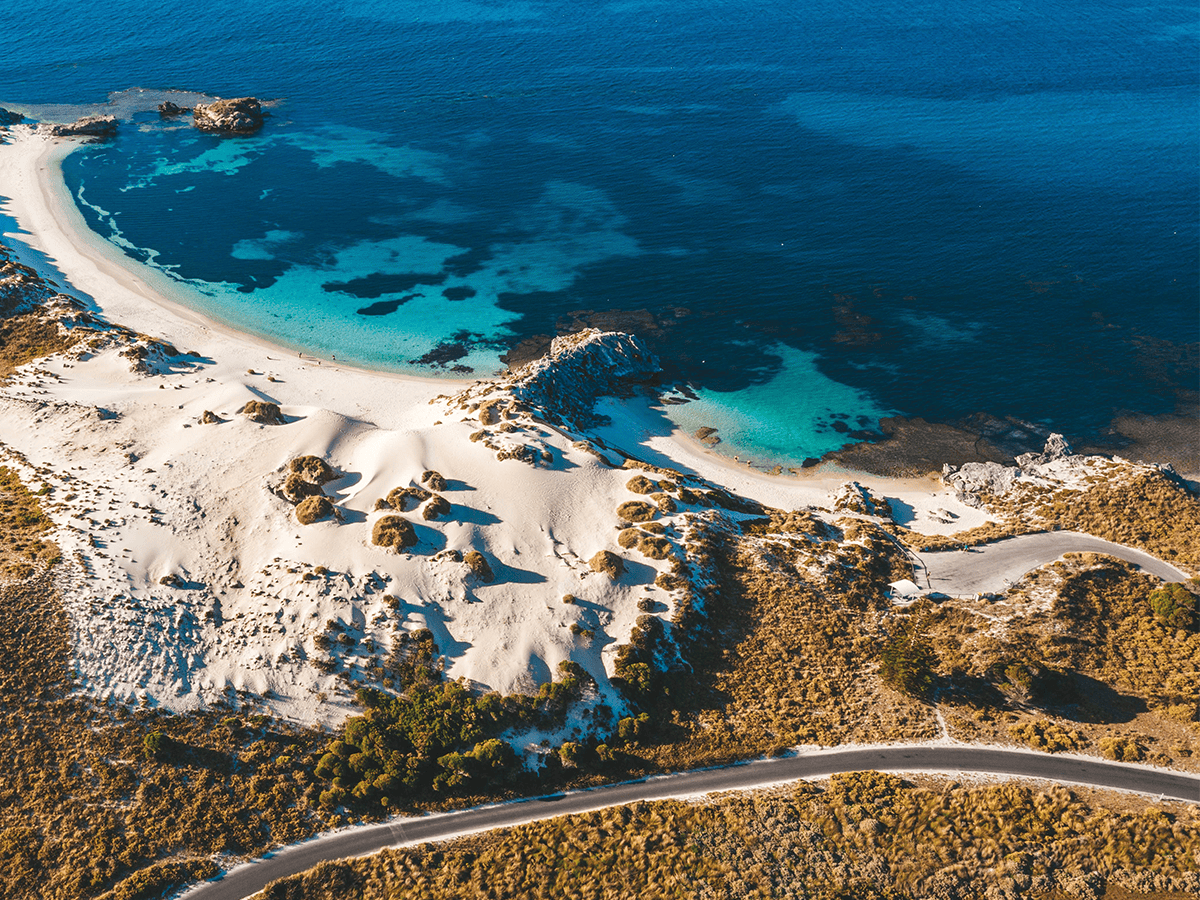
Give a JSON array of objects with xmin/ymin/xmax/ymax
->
[{"xmin": 0, "ymin": 125, "xmax": 986, "ymax": 734}]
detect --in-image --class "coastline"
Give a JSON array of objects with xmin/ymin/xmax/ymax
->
[
  {"xmin": 0, "ymin": 123, "xmax": 995, "ymax": 723},
  {"xmin": 0, "ymin": 124, "xmax": 963, "ymax": 504},
  {"xmin": 0, "ymin": 125, "xmax": 465, "ymax": 393}
]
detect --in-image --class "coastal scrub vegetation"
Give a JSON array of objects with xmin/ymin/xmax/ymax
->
[
  {"xmin": 372, "ymin": 515, "xmax": 417, "ymax": 551},
  {"xmin": 922, "ymin": 555, "xmax": 1200, "ymax": 760},
  {"xmin": 0, "ymin": 465, "xmax": 60, "ymax": 580},
  {"xmin": 258, "ymin": 776, "xmax": 1200, "ymax": 900},
  {"xmin": 312, "ymin": 630, "xmax": 592, "ymax": 809},
  {"xmin": 0, "ymin": 562, "xmax": 335, "ymax": 900}
]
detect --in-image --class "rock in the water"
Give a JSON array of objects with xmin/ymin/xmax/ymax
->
[
  {"xmin": 1015, "ymin": 432, "xmax": 1073, "ymax": 470},
  {"xmin": 43, "ymin": 115, "xmax": 118, "ymax": 139},
  {"xmin": 193, "ymin": 97, "xmax": 264, "ymax": 135},
  {"xmin": 158, "ymin": 101, "xmax": 192, "ymax": 117},
  {"xmin": 0, "ymin": 107, "xmax": 24, "ymax": 127}
]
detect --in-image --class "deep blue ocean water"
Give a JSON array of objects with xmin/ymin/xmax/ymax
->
[{"xmin": 1, "ymin": 0, "xmax": 1196, "ymax": 465}]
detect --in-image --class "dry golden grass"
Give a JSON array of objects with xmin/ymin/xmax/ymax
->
[
  {"xmin": 0, "ymin": 314, "xmax": 69, "ymax": 380},
  {"xmin": 923, "ymin": 556, "xmax": 1200, "ymax": 765},
  {"xmin": 258, "ymin": 775, "xmax": 1200, "ymax": 900},
  {"xmin": 0, "ymin": 466, "xmax": 59, "ymax": 581},
  {"xmin": 0, "ymin": 569, "xmax": 333, "ymax": 899}
]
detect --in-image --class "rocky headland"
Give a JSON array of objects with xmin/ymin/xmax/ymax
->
[{"xmin": 40, "ymin": 114, "xmax": 118, "ymax": 140}]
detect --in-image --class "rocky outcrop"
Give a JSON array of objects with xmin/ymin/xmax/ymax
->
[
  {"xmin": 941, "ymin": 461, "xmax": 1016, "ymax": 507},
  {"xmin": 1015, "ymin": 432, "xmax": 1072, "ymax": 469},
  {"xmin": 508, "ymin": 329, "xmax": 660, "ymax": 429},
  {"xmin": 830, "ymin": 481, "xmax": 889, "ymax": 517},
  {"xmin": 0, "ymin": 108, "xmax": 23, "ymax": 127},
  {"xmin": 192, "ymin": 97, "xmax": 263, "ymax": 135},
  {"xmin": 42, "ymin": 115, "xmax": 118, "ymax": 139},
  {"xmin": 158, "ymin": 101, "xmax": 192, "ymax": 117},
  {"xmin": 942, "ymin": 433, "xmax": 1073, "ymax": 507}
]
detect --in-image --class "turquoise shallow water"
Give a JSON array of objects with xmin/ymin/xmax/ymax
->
[{"xmin": 0, "ymin": 0, "xmax": 1196, "ymax": 463}]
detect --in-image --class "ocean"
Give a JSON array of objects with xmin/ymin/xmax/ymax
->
[{"xmin": 1, "ymin": 0, "xmax": 1196, "ymax": 467}]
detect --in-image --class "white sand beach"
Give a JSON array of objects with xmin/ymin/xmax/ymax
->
[{"xmin": 0, "ymin": 125, "xmax": 991, "ymax": 734}]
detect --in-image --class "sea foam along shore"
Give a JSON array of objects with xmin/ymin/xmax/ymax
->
[{"xmin": 0, "ymin": 124, "xmax": 991, "ymax": 732}]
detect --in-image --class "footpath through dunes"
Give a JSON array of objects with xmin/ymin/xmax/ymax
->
[
  {"xmin": 176, "ymin": 746, "xmax": 1200, "ymax": 900},
  {"xmin": 915, "ymin": 531, "xmax": 1193, "ymax": 598}
]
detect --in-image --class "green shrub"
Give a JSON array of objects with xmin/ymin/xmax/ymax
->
[
  {"xmin": 879, "ymin": 632, "xmax": 935, "ymax": 698},
  {"xmin": 142, "ymin": 731, "xmax": 173, "ymax": 760},
  {"xmin": 1149, "ymin": 583, "xmax": 1198, "ymax": 630}
]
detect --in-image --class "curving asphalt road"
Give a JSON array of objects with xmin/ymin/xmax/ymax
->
[
  {"xmin": 915, "ymin": 530, "xmax": 1192, "ymax": 597},
  {"xmin": 177, "ymin": 745, "xmax": 1198, "ymax": 900}
]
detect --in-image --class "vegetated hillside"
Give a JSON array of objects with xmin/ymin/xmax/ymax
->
[
  {"xmin": 0, "ymin": 465, "xmax": 334, "ymax": 900},
  {"xmin": 925, "ymin": 556, "xmax": 1200, "ymax": 763},
  {"xmin": 258, "ymin": 774, "xmax": 1200, "ymax": 900}
]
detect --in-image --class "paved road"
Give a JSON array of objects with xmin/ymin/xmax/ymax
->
[
  {"xmin": 915, "ymin": 531, "xmax": 1191, "ymax": 597},
  {"xmin": 177, "ymin": 745, "xmax": 1198, "ymax": 900}
]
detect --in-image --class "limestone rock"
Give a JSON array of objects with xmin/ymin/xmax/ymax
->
[
  {"xmin": 509, "ymin": 329, "xmax": 660, "ymax": 430},
  {"xmin": 43, "ymin": 115, "xmax": 118, "ymax": 139},
  {"xmin": 192, "ymin": 97, "xmax": 264, "ymax": 135},
  {"xmin": 157, "ymin": 101, "xmax": 191, "ymax": 117},
  {"xmin": 1015, "ymin": 432, "xmax": 1073, "ymax": 470},
  {"xmin": 941, "ymin": 461, "xmax": 1017, "ymax": 507},
  {"xmin": 0, "ymin": 108, "xmax": 24, "ymax": 127}
]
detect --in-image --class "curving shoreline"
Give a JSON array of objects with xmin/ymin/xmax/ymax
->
[{"xmin": 0, "ymin": 124, "xmax": 966, "ymax": 503}]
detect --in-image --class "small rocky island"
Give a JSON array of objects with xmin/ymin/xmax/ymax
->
[{"xmin": 192, "ymin": 97, "xmax": 264, "ymax": 135}]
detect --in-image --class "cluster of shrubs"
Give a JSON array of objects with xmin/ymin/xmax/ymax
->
[
  {"xmin": 878, "ymin": 628, "xmax": 936, "ymax": 698},
  {"xmin": 314, "ymin": 630, "xmax": 592, "ymax": 808},
  {"xmin": 1150, "ymin": 582, "xmax": 1198, "ymax": 631}
]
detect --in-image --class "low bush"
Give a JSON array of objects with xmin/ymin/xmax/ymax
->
[
  {"xmin": 625, "ymin": 475, "xmax": 657, "ymax": 494},
  {"xmin": 589, "ymin": 550, "xmax": 624, "ymax": 580},
  {"xmin": 384, "ymin": 486, "xmax": 430, "ymax": 512},
  {"xmin": 879, "ymin": 631, "xmax": 936, "ymax": 698},
  {"xmin": 372, "ymin": 517, "xmax": 416, "ymax": 552},
  {"xmin": 650, "ymin": 492, "xmax": 677, "ymax": 514},
  {"xmin": 464, "ymin": 550, "xmax": 494, "ymax": 583},
  {"xmin": 282, "ymin": 473, "xmax": 324, "ymax": 504},
  {"xmin": 1009, "ymin": 719, "xmax": 1084, "ymax": 753},
  {"xmin": 1099, "ymin": 734, "xmax": 1147, "ymax": 762},
  {"xmin": 1150, "ymin": 582, "xmax": 1198, "ymax": 631},
  {"xmin": 616, "ymin": 501, "xmax": 657, "ymax": 523},
  {"xmin": 296, "ymin": 496, "xmax": 335, "ymax": 525},
  {"xmin": 422, "ymin": 495, "xmax": 451, "ymax": 521},
  {"xmin": 637, "ymin": 534, "xmax": 672, "ymax": 560},
  {"xmin": 289, "ymin": 456, "xmax": 336, "ymax": 484},
  {"xmin": 415, "ymin": 470, "xmax": 444, "ymax": 492},
  {"xmin": 238, "ymin": 401, "xmax": 285, "ymax": 425},
  {"xmin": 617, "ymin": 528, "xmax": 641, "ymax": 549}
]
